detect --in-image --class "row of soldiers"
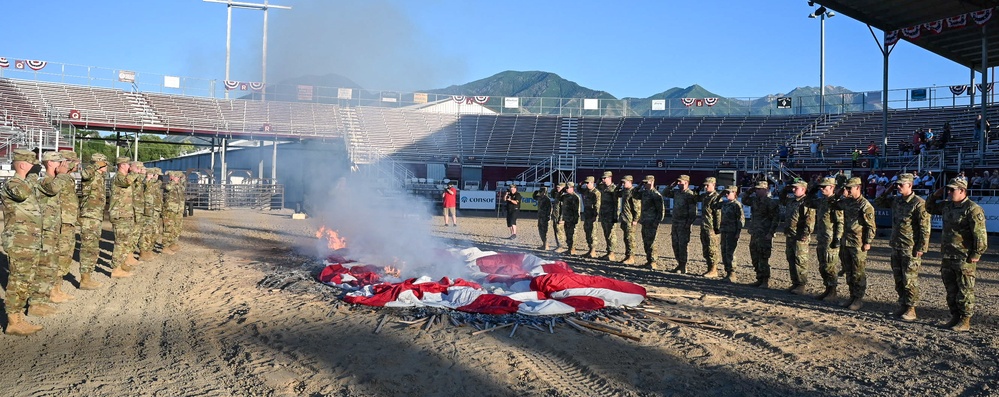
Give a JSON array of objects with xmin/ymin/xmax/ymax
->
[
  {"xmin": 2, "ymin": 149, "xmax": 187, "ymax": 336},
  {"xmin": 532, "ymin": 171, "xmax": 988, "ymax": 332}
]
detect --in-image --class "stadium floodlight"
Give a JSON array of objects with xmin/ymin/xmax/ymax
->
[
  {"xmin": 203, "ymin": 0, "xmax": 291, "ymax": 100},
  {"xmin": 808, "ymin": 1, "xmax": 814, "ymax": 6},
  {"xmin": 809, "ymin": 4, "xmax": 834, "ymax": 113}
]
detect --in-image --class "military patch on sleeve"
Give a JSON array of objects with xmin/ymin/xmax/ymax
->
[{"xmin": 976, "ymin": 212, "xmax": 985, "ymax": 222}]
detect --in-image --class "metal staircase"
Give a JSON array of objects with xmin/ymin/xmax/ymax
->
[
  {"xmin": 338, "ymin": 106, "xmax": 414, "ymax": 184},
  {"xmin": 791, "ymin": 113, "xmax": 847, "ymax": 153},
  {"xmin": 124, "ymin": 89, "xmax": 163, "ymax": 126}
]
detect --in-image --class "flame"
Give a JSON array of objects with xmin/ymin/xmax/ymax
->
[{"xmin": 315, "ymin": 225, "xmax": 348, "ymax": 251}]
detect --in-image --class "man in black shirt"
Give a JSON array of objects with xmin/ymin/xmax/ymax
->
[{"xmin": 504, "ymin": 185, "xmax": 522, "ymax": 239}]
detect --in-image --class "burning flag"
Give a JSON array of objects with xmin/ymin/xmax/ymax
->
[{"xmin": 315, "ymin": 225, "xmax": 348, "ymax": 251}]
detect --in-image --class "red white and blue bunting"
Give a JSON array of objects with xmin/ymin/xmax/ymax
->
[
  {"xmin": 978, "ymin": 83, "xmax": 994, "ymax": 93},
  {"xmin": 222, "ymin": 80, "xmax": 265, "ymax": 91},
  {"xmin": 0, "ymin": 58, "xmax": 8, "ymax": 68},
  {"xmin": 223, "ymin": 80, "xmax": 240, "ymax": 90},
  {"xmin": 886, "ymin": 7, "xmax": 995, "ymax": 45},
  {"xmin": 451, "ymin": 95, "xmax": 489, "ymax": 105},
  {"xmin": 249, "ymin": 82, "xmax": 265, "ymax": 91},
  {"xmin": 681, "ymin": 97, "xmax": 718, "ymax": 107},
  {"xmin": 25, "ymin": 60, "xmax": 46, "ymax": 71},
  {"xmin": 950, "ymin": 85, "xmax": 968, "ymax": 95}
]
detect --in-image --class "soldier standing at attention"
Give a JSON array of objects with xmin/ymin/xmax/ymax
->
[
  {"xmin": 54, "ymin": 151, "xmax": 81, "ymax": 299},
  {"xmin": 597, "ymin": 171, "xmax": 618, "ymax": 261},
  {"xmin": 926, "ymin": 178, "xmax": 988, "ymax": 332},
  {"xmin": 741, "ymin": 180, "xmax": 779, "ymax": 288},
  {"xmin": 551, "ymin": 183, "xmax": 566, "ymax": 251},
  {"xmin": 2, "ymin": 150, "xmax": 46, "ymax": 335},
  {"xmin": 699, "ymin": 177, "xmax": 723, "ymax": 278},
  {"xmin": 139, "ymin": 168, "xmax": 164, "ymax": 260},
  {"xmin": 533, "ymin": 186, "xmax": 552, "ymax": 250},
  {"xmin": 805, "ymin": 177, "xmax": 844, "ymax": 302},
  {"xmin": 77, "ymin": 153, "xmax": 109, "ymax": 290},
  {"xmin": 580, "ymin": 176, "xmax": 601, "ymax": 257},
  {"xmin": 559, "ymin": 182, "xmax": 582, "ymax": 255},
  {"xmin": 639, "ymin": 175, "xmax": 665, "ymax": 269},
  {"xmin": 129, "ymin": 162, "xmax": 147, "ymax": 264},
  {"xmin": 617, "ymin": 175, "xmax": 641, "ymax": 265},
  {"xmin": 836, "ymin": 177, "xmax": 877, "ymax": 311},
  {"xmin": 33, "ymin": 151, "xmax": 69, "ymax": 311},
  {"xmin": 109, "ymin": 157, "xmax": 135, "ymax": 277},
  {"xmin": 719, "ymin": 185, "xmax": 745, "ymax": 283},
  {"xmin": 779, "ymin": 180, "xmax": 815, "ymax": 295},
  {"xmin": 161, "ymin": 171, "xmax": 186, "ymax": 254},
  {"xmin": 874, "ymin": 173, "xmax": 931, "ymax": 321},
  {"xmin": 665, "ymin": 175, "xmax": 697, "ymax": 274}
]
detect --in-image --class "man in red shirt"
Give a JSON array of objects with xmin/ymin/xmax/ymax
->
[{"xmin": 442, "ymin": 182, "xmax": 458, "ymax": 227}]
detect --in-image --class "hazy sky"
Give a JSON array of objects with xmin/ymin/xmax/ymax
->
[{"xmin": 0, "ymin": 0, "xmax": 983, "ymax": 98}]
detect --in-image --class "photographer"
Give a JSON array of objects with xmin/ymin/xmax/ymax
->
[{"xmin": 503, "ymin": 185, "xmax": 522, "ymax": 239}]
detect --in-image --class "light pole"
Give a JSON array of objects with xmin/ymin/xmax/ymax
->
[
  {"xmin": 204, "ymin": 0, "xmax": 291, "ymax": 100},
  {"xmin": 809, "ymin": 3, "xmax": 834, "ymax": 114}
]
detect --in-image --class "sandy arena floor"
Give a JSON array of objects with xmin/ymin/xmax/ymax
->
[{"xmin": 0, "ymin": 208, "xmax": 997, "ymax": 397}]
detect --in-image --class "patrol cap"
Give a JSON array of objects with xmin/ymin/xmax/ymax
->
[
  {"xmin": 621, "ymin": 175, "xmax": 633, "ymax": 182},
  {"xmin": 643, "ymin": 175, "xmax": 655, "ymax": 182},
  {"xmin": 130, "ymin": 161, "xmax": 144, "ymax": 168},
  {"xmin": 41, "ymin": 151, "xmax": 64, "ymax": 162},
  {"xmin": 539, "ymin": 186, "xmax": 548, "ymax": 192},
  {"xmin": 602, "ymin": 171, "xmax": 613, "ymax": 178},
  {"xmin": 818, "ymin": 177, "xmax": 837, "ymax": 187},
  {"xmin": 148, "ymin": 167, "xmax": 162, "ymax": 176},
  {"xmin": 556, "ymin": 182, "xmax": 566, "ymax": 189},
  {"xmin": 677, "ymin": 174, "xmax": 690, "ymax": 182},
  {"xmin": 724, "ymin": 185, "xmax": 739, "ymax": 193},
  {"xmin": 566, "ymin": 182, "xmax": 576, "ymax": 188},
  {"xmin": 844, "ymin": 177, "xmax": 864, "ymax": 188},
  {"xmin": 12, "ymin": 149, "xmax": 38, "ymax": 164},
  {"xmin": 584, "ymin": 176, "xmax": 595, "ymax": 183},
  {"xmin": 945, "ymin": 177, "xmax": 968, "ymax": 190},
  {"xmin": 703, "ymin": 177, "xmax": 716, "ymax": 184},
  {"xmin": 895, "ymin": 173, "xmax": 915, "ymax": 185},
  {"xmin": 791, "ymin": 180, "xmax": 808, "ymax": 188},
  {"xmin": 58, "ymin": 150, "xmax": 78, "ymax": 161},
  {"xmin": 754, "ymin": 181, "xmax": 769, "ymax": 189},
  {"xmin": 116, "ymin": 156, "xmax": 131, "ymax": 165}
]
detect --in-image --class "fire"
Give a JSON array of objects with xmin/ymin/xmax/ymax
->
[{"xmin": 315, "ymin": 225, "xmax": 348, "ymax": 251}]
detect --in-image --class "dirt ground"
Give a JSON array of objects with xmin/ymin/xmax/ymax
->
[{"xmin": 1, "ymin": 208, "xmax": 997, "ymax": 397}]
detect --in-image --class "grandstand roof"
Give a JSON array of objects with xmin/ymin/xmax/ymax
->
[{"xmin": 819, "ymin": 0, "xmax": 999, "ymax": 70}]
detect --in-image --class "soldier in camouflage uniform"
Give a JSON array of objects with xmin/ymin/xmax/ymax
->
[
  {"xmin": 664, "ymin": 175, "xmax": 697, "ymax": 274},
  {"xmin": 639, "ymin": 175, "xmax": 665, "ymax": 269},
  {"xmin": 78, "ymin": 153, "xmax": 109, "ymax": 290},
  {"xmin": 533, "ymin": 186, "xmax": 552, "ymax": 250},
  {"xmin": 874, "ymin": 173, "xmax": 931, "ymax": 321},
  {"xmin": 161, "ymin": 171, "xmax": 185, "ymax": 254},
  {"xmin": 835, "ymin": 177, "xmax": 876, "ymax": 311},
  {"xmin": 597, "ymin": 171, "xmax": 618, "ymax": 261},
  {"xmin": 109, "ymin": 157, "xmax": 136, "ymax": 277},
  {"xmin": 54, "ymin": 150, "xmax": 81, "ymax": 297},
  {"xmin": 719, "ymin": 185, "xmax": 745, "ymax": 283},
  {"xmin": 580, "ymin": 176, "xmax": 601, "ymax": 257},
  {"xmin": 779, "ymin": 180, "xmax": 815, "ymax": 295},
  {"xmin": 617, "ymin": 175, "xmax": 641, "ymax": 265},
  {"xmin": 139, "ymin": 167, "xmax": 164, "ymax": 260},
  {"xmin": 129, "ymin": 162, "xmax": 147, "ymax": 263},
  {"xmin": 741, "ymin": 180, "xmax": 779, "ymax": 288},
  {"xmin": 699, "ymin": 177, "xmax": 723, "ymax": 278},
  {"xmin": 805, "ymin": 177, "xmax": 844, "ymax": 302},
  {"xmin": 926, "ymin": 178, "xmax": 988, "ymax": 332},
  {"xmin": 2, "ymin": 150, "xmax": 46, "ymax": 335},
  {"xmin": 33, "ymin": 151, "xmax": 69, "ymax": 311},
  {"xmin": 558, "ymin": 182, "xmax": 582, "ymax": 255},
  {"xmin": 551, "ymin": 183, "xmax": 565, "ymax": 250}
]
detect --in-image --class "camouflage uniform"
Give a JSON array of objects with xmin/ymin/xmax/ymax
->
[
  {"xmin": 741, "ymin": 183, "xmax": 779, "ymax": 284},
  {"xmin": 78, "ymin": 158, "xmax": 108, "ymax": 274},
  {"xmin": 597, "ymin": 172, "xmax": 618, "ymax": 257},
  {"xmin": 140, "ymin": 170, "xmax": 164, "ymax": 254},
  {"xmin": 805, "ymin": 178, "xmax": 844, "ymax": 291},
  {"xmin": 533, "ymin": 188, "xmax": 552, "ymax": 248},
  {"xmin": 638, "ymin": 177, "xmax": 665, "ymax": 267},
  {"xmin": 551, "ymin": 184, "xmax": 565, "ymax": 248},
  {"xmin": 162, "ymin": 172, "xmax": 187, "ymax": 248},
  {"xmin": 874, "ymin": 174, "xmax": 931, "ymax": 310},
  {"xmin": 925, "ymin": 178, "xmax": 988, "ymax": 323},
  {"xmin": 699, "ymin": 179, "xmax": 723, "ymax": 274},
  {"xmin": 2, "ymin": 165, "xmax": 44, "ymax": 315},
  {"xmin": 55, "ymin": 170, "xmax": 79, "ymax": 278},
  {"xmin": 664, "ymin": 175, "xmax": 697, "ymax": 272},
  {"xmin": 559, "ymin": 185, "xmax": 582, "ymax": 254},
  {"xmin": 719, "ymin": 187, "xmax": 745, "ymax": 275},
  {"xmin": 617, "ymin": 177, "xmax": 641, "ymax": 260},
  {"xmin": 33, "ymin": 157, "xmax": 63, "ymax": 305},
  {"xmin": 109, "ymin": 159, "xmax": 135, "ymax": 270},
  {"xmin": 580, "ymin": 177, "xmax": 601, "ymax": 254},
  {"xmin": 834, "ymin": 179, "xmax": 877, "ymax": 304},
  {"xmin": 129, "ymin": 169, "xmax": 146, "ymax": 256},
  {"xmin": 779, "ymin": 182, "xmax": 816, "ymax": 289}
]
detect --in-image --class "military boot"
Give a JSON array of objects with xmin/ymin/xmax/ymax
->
[
  {"xmin": 168, "ymin": 243, "xmax": 180, "ymax": 252},
  {"xmin": 587, "ymin": 248, "xmax": 598, "ymax": 258},
  {"xmin": 605, "ymin": 252, "xmax": 616, "ymax": 262},
  {"xmin": 645, "ymin": 260, "xmax": 658, "ymax": 270},
  {"xmin": 724, "ymin": 272, "xmax": 737, "ymax": 283},
  {"xmin": 111, "ymin": 267, "xmax": 133, "ymax": 279},
  {"xmin": 900, "ymin": 306, "xmax": 918, "ymax": 322},
  {"xmin": 943, "ymin": 313, "xmax": 962, "ymax": 328},
  {"xmin": 620, "ymin": 256, "xmax": 636, "ymax": 266},
  {"xmin": 139, "ymin": 251, "xmax": 155, "ymax": 261},
  {"xmin": 950, "ymin": 316, "xmax": 971, "ymax": 332},
  {"xmin": 49, "ymin": 284, "xmax": 75, "ymax": 303},
  {"xmin": 815, "ymin": 287, "xmax": 837, "ymax": 302},
  {"xmin": 27, "ymin": 303, "xmax": 59, "ymax": 317},
  {"xmin": 789, "ymin": 284, "xmax": 807, "ymax": 295},
  {"xmin": 847, "ymin": 298, "xmax": 864, "ymax": 311},
  {"xmin": 568, "ymin": 248, "xmax": 577, "ymax": 255},
  {"xmin": 161, "ymin": 245, "xmax": 176, "ymax": 255},
  {"xmin": 702, "ymin": 265, "xmax": 719, "ymax": 279},
  {"xmin": 79, "ymin": 273, "xmax": 102, "ymax": 290},
  {"xmin": 749, "ymin": 278, "xmax": 769, "ymax": 288},
  {"xmin": 670, "ymin": 264, "xmax": 687, "ymax": 274},
  {"xmin": 125, "ymin": 255, "xmax": 140, "ymax": 267},
  {"xmin": 4, "ymin": 313, "xmax": 43, "ymax": 336}
]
